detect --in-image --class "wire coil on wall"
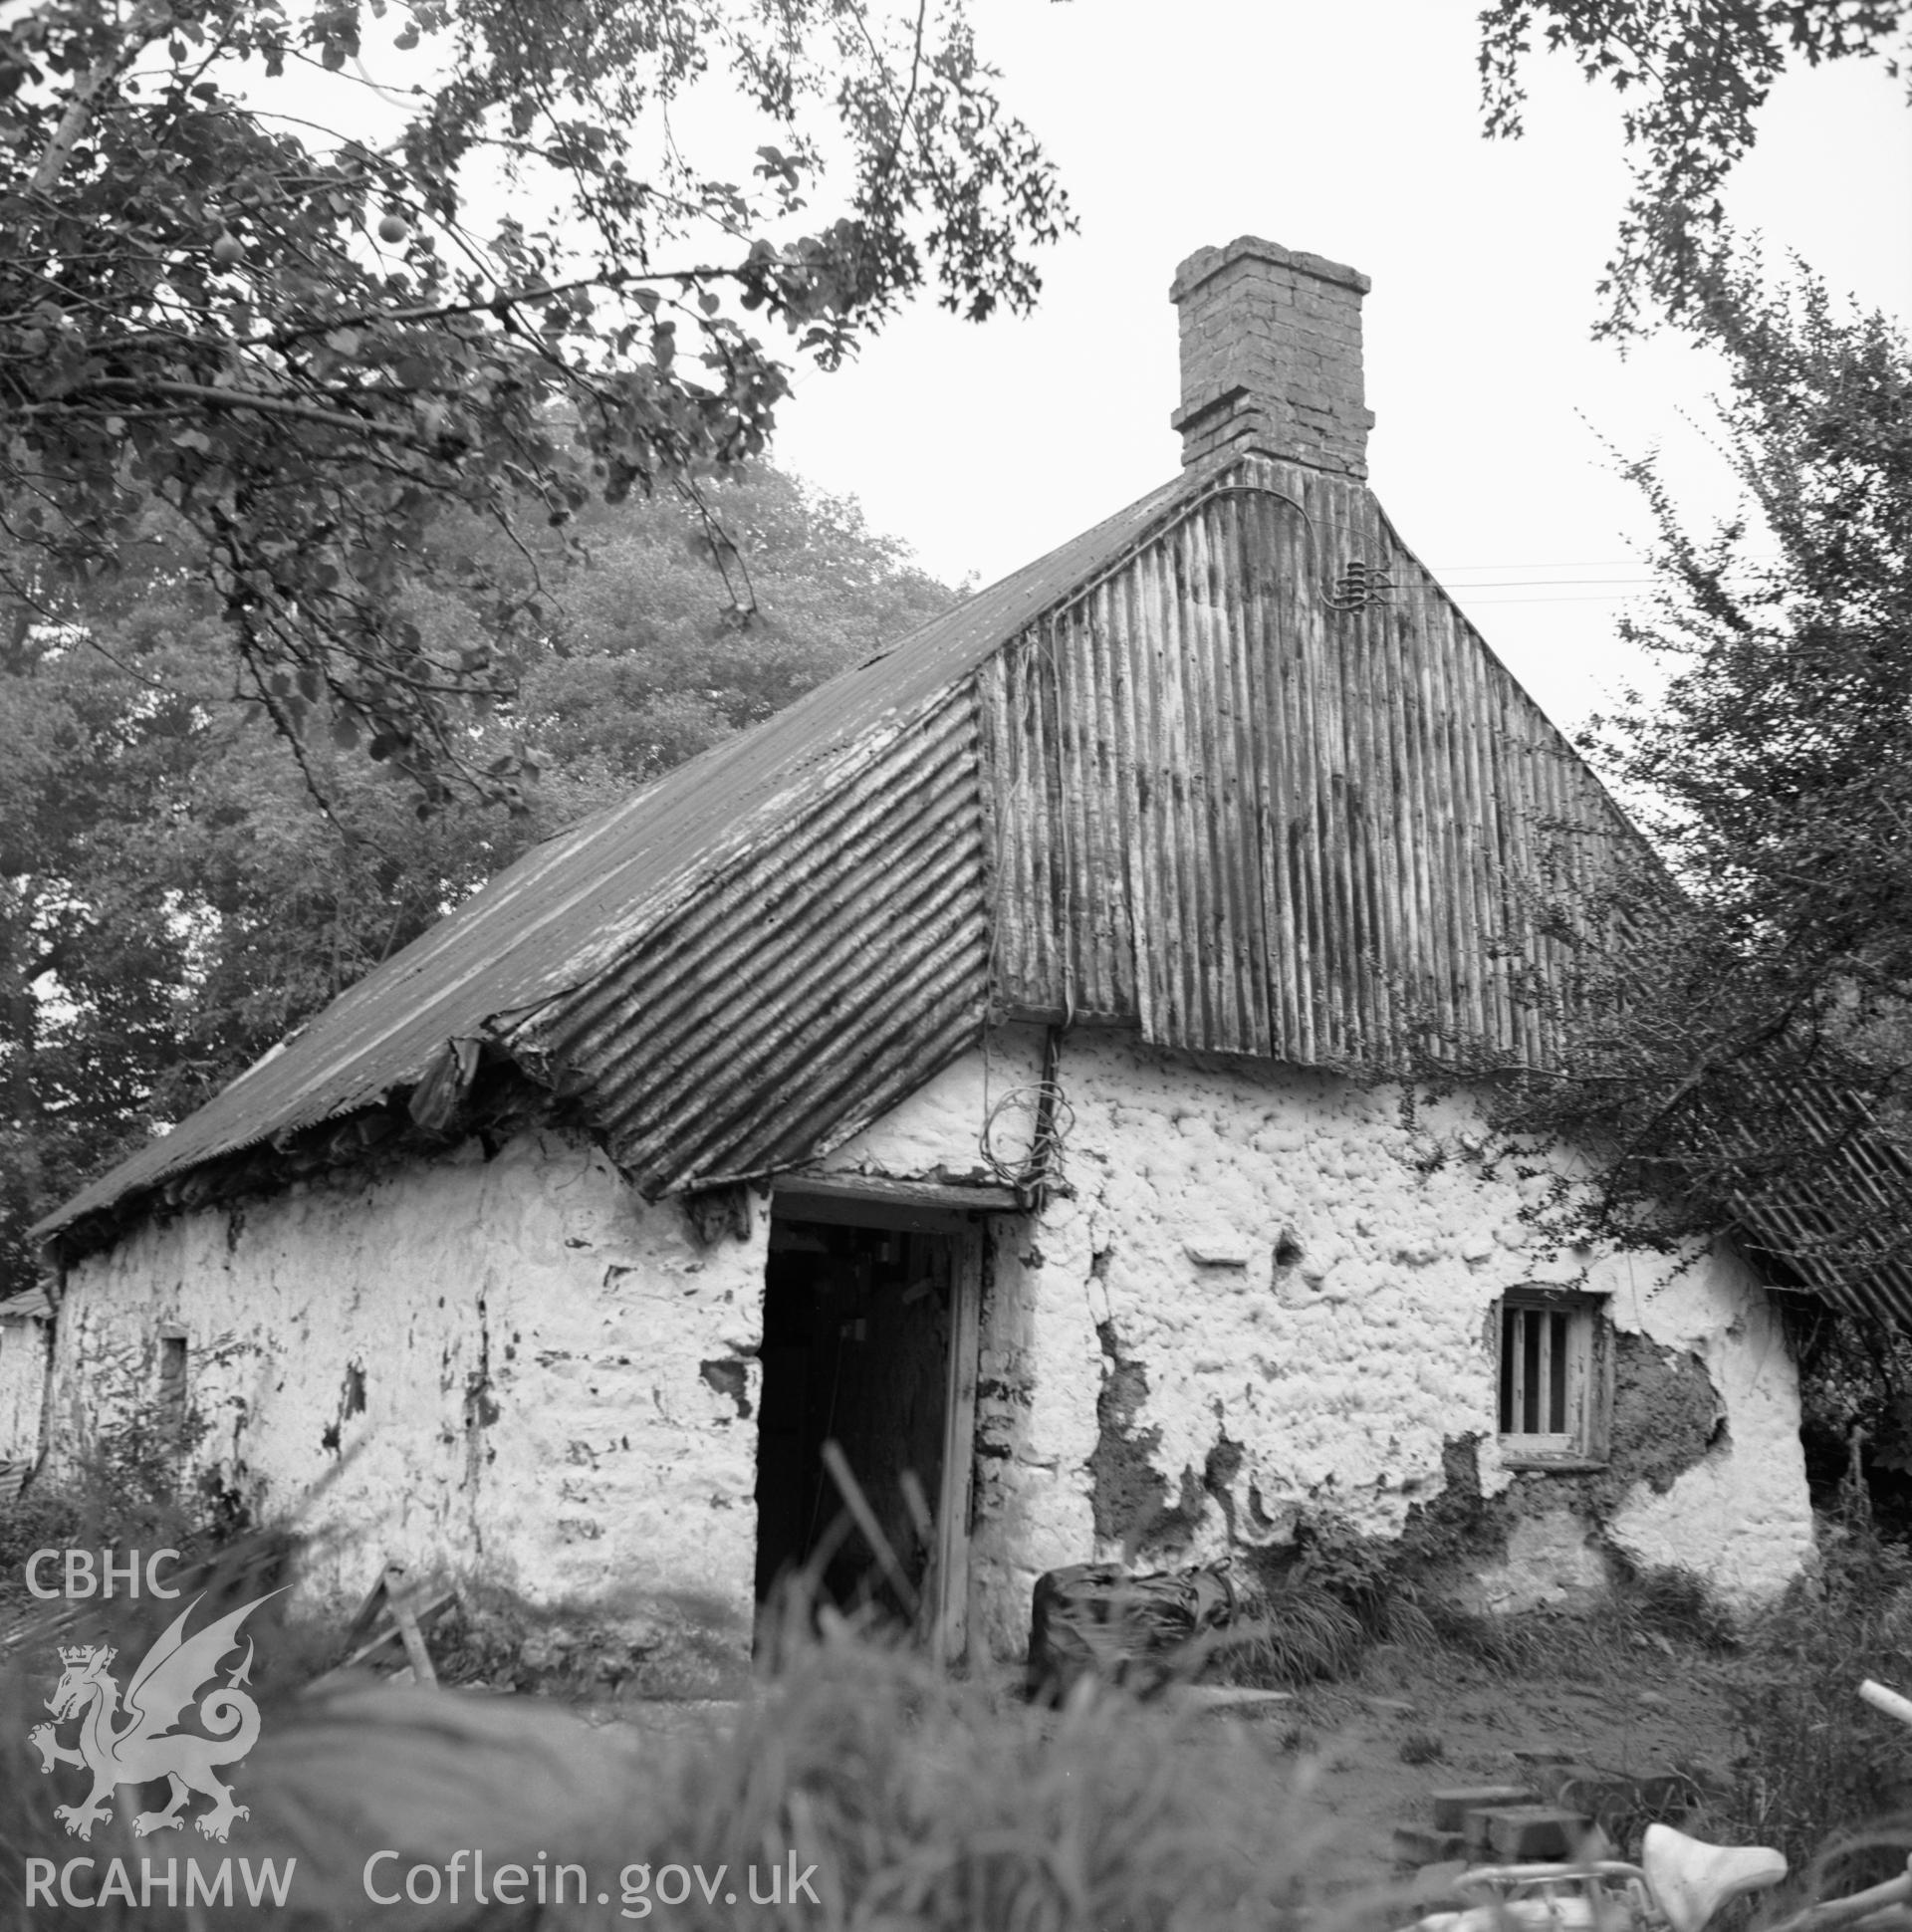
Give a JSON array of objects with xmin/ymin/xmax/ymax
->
[{"xmin": 978, "ymin": 1028, "xmax": 1075, "ymax": 1208}]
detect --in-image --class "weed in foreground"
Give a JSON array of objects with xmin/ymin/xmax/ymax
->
[
  {"xmin": 1714, "ymin": 1525, "xmax": 1912, "ymax": 1887},
  {"xmin": 0, "ymin": 1333, "xmax": 255, "ymax": 1619},
  {"xmin": 1207, "ymin": 1580, "xmax": 1366, "ymax": 1687},
  {"xmin": 1, "ymin": 1571, "xmax": 1377, "ymax": 1931}
]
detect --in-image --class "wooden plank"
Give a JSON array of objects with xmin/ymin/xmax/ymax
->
[
  {"xmin": 381, "ymin": 1564, "xmax": 439, "ymax": 1687},
  {"xmin": 820, "ymin": 1441, "xmax": 918, "ymax": 1618},
  {"xmin": 1522, "ymin": 1314, "xmax": 1537, "ymax": 1437},
  {"xmin": 339, "ymin": 1591, "xmax": 455, "ymax": 1671},
  {"xmin": 343, "ymin": 1569, "xmax": 395, "ymax": 1649},
  {"xmin": 304, "ymin": 1587, "xmax": 454, "ymax": 1695},
  {"xmin": 933, "ymin": 1233, "xmax": 983, "ymax": 1667},
  {"xmin": 774, "ymin": 1175, "xmax": 1021, "ymax": 1231},
  {"xmin": 1536, "ymin": 1312, "xmax": 1554, "ymax": 1439}
]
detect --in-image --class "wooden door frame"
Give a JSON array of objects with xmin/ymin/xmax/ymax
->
[
  {"xmin": 930, "ymin": 1233, "xmax": 982, "ymax": 1663},
  {"xmin": 770, "ymin": 1176, "xmax": 1010, "ymax": 1665}
]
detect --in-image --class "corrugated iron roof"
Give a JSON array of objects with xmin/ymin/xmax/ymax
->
[
  {"xmin": 35, "ymin": 471, "xmax": 1189, "ymax": 1240},
  {"xmin": 34, "ymin": 445, "xmax": 1912, "ymax": 1332},
  {"xmin": 501, "ymin": 678, "xmax": 994, "ymax": 1193}
]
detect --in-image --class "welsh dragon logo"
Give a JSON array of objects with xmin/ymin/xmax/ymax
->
[{"xmin": 27, "ymin": 1589, "xmax": 281, "ymax": 1843}]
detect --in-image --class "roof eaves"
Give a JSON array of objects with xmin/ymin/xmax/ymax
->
[{"xmin": 33, "ymin": 465, "xmax": 1206, "ymax": 1247}]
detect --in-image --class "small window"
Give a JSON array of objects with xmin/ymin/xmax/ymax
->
[
  {"xmin": 1496, "ymin": 1291, "xmax": 1609, "ymax": 1467},
  {"xmin": 158, "ymin": 1333, "xmax": 188, "ymax": 1428}
]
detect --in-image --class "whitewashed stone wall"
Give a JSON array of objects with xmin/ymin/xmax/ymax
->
[
  {"xmin": 0, "ymin": 1313, "xmax": 48, "ymax": 1466},
  {"xmin": 49, "ymin": 1127, "xmax": 768, "ymax": 1682},
  {"xmin": 822, "ymin": 1026, "xmax": 1814, "ymax": 1659},
  {"xmin": 49, "ymin": 1025, "xmax": 1813, "ymax": 1676}
]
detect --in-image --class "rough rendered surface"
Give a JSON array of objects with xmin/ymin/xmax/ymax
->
[
  {"xmin": 50, "ymin": 1029, "xmax": 1810, "ymax": 1671},
  {"xmin": 0, "ymin": 1314, "xmax": 46, "ymax": 1465},
  {"xmin": 824, "ymin": 1027, "xmax": 1813, "ymax": 1658},
  {"xmin": 50, "ymin": 1128, "xmax": 767, "ymax": 1688}
]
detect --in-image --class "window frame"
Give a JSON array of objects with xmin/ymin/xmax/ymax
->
[
  {"xmin": 157, "ymin": 1328, "xmax": 189, "ymax": 1432},
  {"xmin": 1495, "ymin": 1288, "xmax": 1612, "ymax": 1472}
]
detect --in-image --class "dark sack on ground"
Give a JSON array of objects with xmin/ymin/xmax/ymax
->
[{"xmin": 1026, "ymin": 1561, "xmax": 1236, "ymax": 1702}]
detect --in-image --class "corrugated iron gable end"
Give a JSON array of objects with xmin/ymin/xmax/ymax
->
[
  {"xmin": 500, "ymin": 682, "xmax": 992, "ymax": 1195},
  {"xmin": 980, "ymin": 455, "xmax": 1631, "ymax": 1067}
]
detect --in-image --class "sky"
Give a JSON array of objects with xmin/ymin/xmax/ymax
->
[
  {"xmin": 762, "ymin": 0, "xmax": 1912, "ymax": 738},
  {"xmin": 246, "ymin": 0, "xmax": 1912, "ymax": 739}
]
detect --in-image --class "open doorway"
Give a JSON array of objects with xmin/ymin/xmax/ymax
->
[{"xmin": 754, "ymin": 1198, "xmax": 985, "ymax": 1659}]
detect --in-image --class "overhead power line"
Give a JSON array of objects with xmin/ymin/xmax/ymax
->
[{"xmin": 1424, "ymin": 554, "xmax": 1779, "ymax": 572}]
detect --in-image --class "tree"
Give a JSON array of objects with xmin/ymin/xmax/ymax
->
[
  {"xmin": 0, "ymin": 466, "xmax": 958, "ymax": 1300},
  {"xmin": 1442, "ymin": 253, "xmax": 1912, "ymax": 1293},
  {"xmin": 514, "ymin": 467, "xmax": 960, "ymax": 786},
  {"xmin": 1478, "ymin": 2, "xmax": 1910, "ymax": 335},
  {"xmin": 0, "ymin": 0, "xmax": 1065, "ymax": 803}
]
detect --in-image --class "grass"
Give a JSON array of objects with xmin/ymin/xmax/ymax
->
[
  {"xmin": 1204, "ymin": 1578, "xmax": 1367, "ymax": 1687},
  {"xmin": 1, "ymin": 1573, "xmax": 1363, "ymax": 1932},
  {"xmin": 6, "ymin": 1440, "xmax": 1356, "ymax": 1928},
  {"xmin": 11, "ymin": 1442, "xmax": 1912, "ymax": 1932},
  {"xmin": 1409, "ymin": 1556, "xmax": 1740, "ymax": 1688},
  {"xmin": 1704, "ymin": 1525, "xmax": 1912, "ymax": 1887}
]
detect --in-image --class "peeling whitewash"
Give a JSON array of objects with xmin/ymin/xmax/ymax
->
[
  {"xmin": 50, "ymin": 1129, "xmax": 769, "ymax": 1683},
  {"xmin": 48, "ymin": 1024, "xmax": 1811, "ymax": 1673},
  {"xmin": 0, "ymin": 1311, "xmax": 49, "ymax": 1467},
  {"xmin": 823, "ymin": 1026, "xmax": 1813, "ymax": 1660}
]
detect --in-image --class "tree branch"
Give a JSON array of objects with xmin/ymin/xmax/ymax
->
[
  {"xmin": 74, "ymin": 377, "xmax": 419, "ymax": 442},
  {"xmin": 29, "ymin": 0, "xmax": 178, "ymax": 194}
]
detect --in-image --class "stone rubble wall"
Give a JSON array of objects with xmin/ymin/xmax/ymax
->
[
  {"xmin": 46, "ymin": 1026, "xmax": 1813, "ymax": 1675},
  {"xmin": 48, "ymin": 1127, "xmax": 766, "ymax": 1691},
  {"xmin": 822, "ymin": 1026, "xmax": 1814, "ymax": 1660},
  {"xmin": 0, "ymin": 1316, "xmax": 48, "ymax": 1468}
]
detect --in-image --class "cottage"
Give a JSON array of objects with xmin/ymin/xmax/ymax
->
[
  {"xmin": 0, "ymin": 1287, "xmax": 52, "ymax": 1498},
  {"xmin": 29, "ymin": 239, "xmax": 1864, "ymax": 1687}
]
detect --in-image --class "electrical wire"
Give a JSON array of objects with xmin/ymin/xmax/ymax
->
[{"xmin": 979, "ymin": 1080, "xmax": 1076, "ymax": 1192}]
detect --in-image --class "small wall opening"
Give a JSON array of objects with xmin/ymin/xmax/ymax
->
[
  {"xmin": 755, "ymin": 1217, "xmax": 960, "ymax": 1631},
  {"xmin": 157, "ymin": 1333, "xmax": 188, "ymax": 1428}
]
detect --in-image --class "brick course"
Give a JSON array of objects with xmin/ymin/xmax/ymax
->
[{"xmin": 1170, "ymin": 235, "xmax": 1374, "ymax": 476}]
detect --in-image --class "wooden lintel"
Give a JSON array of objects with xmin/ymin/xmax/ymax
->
[
  {"xmin": 993, "ymin": 1004, "xmax": 1137, "ymax": 1030},
  {"xmin": 773, "ymin": 1173, "xmax": 1022, "ymax": 1231}
]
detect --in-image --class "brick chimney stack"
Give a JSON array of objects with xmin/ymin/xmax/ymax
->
[{"xmin": 1170, "ymin": 237, "xmax": 1374, "ymax": 476}]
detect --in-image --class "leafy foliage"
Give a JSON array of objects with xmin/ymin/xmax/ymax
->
[
  {"xmin": 1409, "ymin": 253, "xmax": 1912, "ymax": 1295},
  {"xmin": 1787, "ymin": 1301, "xmax": 1912, "ymax": 1531},
  {"xmin": 0, "ymin": 0, "xmax": 1065, "ymax": 802},
  {"xmin": 1716, "ymin": 1525, "xmax": 1912, "ymax": 1879},
  {"xmin": 512, "ymin": 465, "xmax": 958, "ymax": 786},
  {"xmin": 0, "ymin": 466, "xmax": 957, "ymax": 1300},
  {"xmin": 0, "ymin": 1329, "xmax": 251, "ymax": 1608},
  {"xmin": 1478, "ymin": 3, "xmax": 1910, "ymax": 335}
]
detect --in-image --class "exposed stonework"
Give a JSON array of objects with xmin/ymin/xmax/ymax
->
[
  {"xmin": 823, "ymin": 1027, "xmax": 1814, "ymax": 1657},
  {"xmin": 1088, "ymin": 1320, "xmax": 1161, "ymax": 1545},
  {"xmin": 50, "ymin": 1126, "xmax": 767, "ymax": 1692},
  {"xmin": 49, "ymin": 1022, "xmax": 1814, "ymax": 1675},
  {"xmin": 1410, "ymin": 1343, "xmax": 1732, "ymax": 1616},
  {"xmin": 1588, "ymin": 1335, "xmax": 1727, "ymax": 1509}
]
